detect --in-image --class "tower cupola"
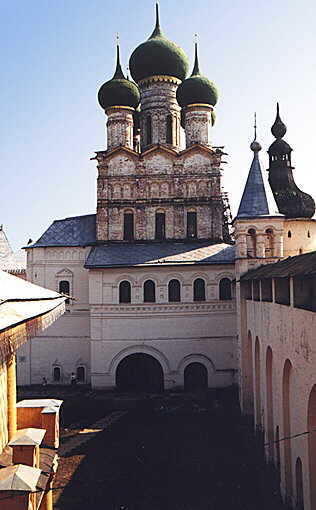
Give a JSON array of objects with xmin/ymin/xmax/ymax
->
[
  {"xmin": 176, "ymin": 43, "xmax": 218, "ymax": 108},
  {"xmin": 268, "ymin": 104, "xmax": 315, "ymax": 218},
  {"xmin": 98, "ymin": 44, "xmax": 140, "ymax": 151},
  {"xmin": 98, "ymin": 44, "xmax": 140, "ymax": 111},
  {"xmin": 129, "ymin": 3, "xmax": 189, "ymax": 83},
  {"xmin": 177, "ymin": 43, "xmax": 218, "ymax": 148}
]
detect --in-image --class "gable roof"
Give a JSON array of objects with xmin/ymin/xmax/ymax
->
[
  {"xmin": 85, "ymin": 241, "xmax": 235, "ymax": 269},
  {"xmin": 28, "ymin": 214, "xmax": 96, "ymax": 248},
  {"xmin": 0, "ymin": 226, "xmax": 26, "ymax": 273}
]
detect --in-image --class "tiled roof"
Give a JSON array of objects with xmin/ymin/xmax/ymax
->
[
  {"xmin": 237, "ymin": 151, "xmax": 280, "ymax": 218},
  {"xmin": 241, "ymin": 250, "xmax": 316, "ymax": 280},
  {"xmin": 29, "ymin": 214, "xmax": 96, "ymax": 248},
  {"xmin": 85, "ymin": 241, "xmax": 235, "ymax": 268}
]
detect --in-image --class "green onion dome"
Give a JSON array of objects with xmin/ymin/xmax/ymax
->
[
  {"xmin": 129, "ymin": 4, "xmax": 189, "ymax": 83},
  {"xmin": 98, "ymin": 45, "xmax": 140, "ymax": 111},
  {"xmin": 176, "ymin": 43, "xmax": 218, "ymax": 108}
]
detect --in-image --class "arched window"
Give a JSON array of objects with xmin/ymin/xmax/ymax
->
[
  {"xmin": 53, "ymin": 366, "xmax": 61, "ymax": 382},
  {"xmin": 288, "ymin": 230, "xmax": 292, "ymax": 238},
  {"xmin": 59, "ymin": 280, "xmax": 70, "ymax": 304},
  {"xmin": 219, "ymin": 278, "xmax": 232, "ymax": 300},
  {"xmin": 119, "ymin": 281, "xmax": 131, "ymax": 303},
  {"xmin": 155, "ymin": 212, "xmax": 166, "ymax": 240},
  {"xmin": 76, "ymin": 366, "xmax": 85, "ymax": 383},
  {"xmin": 247, "ymin": 228, "xmax": 256, "ymax": 257},
  {"xmin": 146, "ymin": 115, "xmax": 152, "ymax": 145},
  {"xmin": 124, "ymin": 212, "xmax": 134, "ymax": 241},
  {"xmin": 265, "ymin": 229, "xmax": 274, "ymax": 257},
  {"xmin": 187, "ymin": 211, "xmax": 197, "ymax": 238},
  {"xmin": 193, "ymin": 278, "xmax": 205, "ymax": 301},
  {"xmin": 166, "ymin": 114, "xmax": 173, "ymax": 144},
  {"xmin": 144, "ymin": 280, "xmax": 156, "ymax": 303},
  {"xmin": 168, "ymin": 279, "xmax": 181, "ymax": 302}
]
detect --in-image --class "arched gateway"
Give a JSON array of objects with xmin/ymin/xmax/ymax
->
[{"xmin": 116, "ymin": 353, "xmax": 164, "ymax": 393}]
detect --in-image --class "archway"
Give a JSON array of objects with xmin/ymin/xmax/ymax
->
[
  {"xmin": 308, "ymin": 384, "xmax": 316, "ymax": 510},
  {"xmin": 295, "ymin": 457, "xmax": 304, "ymax": 510},
  {"xmin": 255, "ymin": 337, "xmax": 261, "ymax": 429},
  {"xmin": 116, "ymin": 353, "xmax": 164, "ymax": 393},
  {"xmin": 245, "ymin": 331, "xmax": 254, "ymax": 416},
  {"xmin": 283, "ymin": 359, "xmax": 293, "ymax": 500},
  {"xmin": 184, "ymin": 362, "xmax": 208, "ymax": 392},
  {"xmin": 266, "ymin": 346, "xmax": 274, "ymax": 461}
]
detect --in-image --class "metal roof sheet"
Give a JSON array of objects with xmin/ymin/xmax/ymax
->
[
  {"xmin": 17, "ymin": 399, "xmax": 63, "ymax": 409},
  {"xmin": 0, "ymin": 464, "xmax": 42, "ymax": 491},
  {"xmin": 9, "ymin": 428, "xmax": 46, "ymax": 446},
  {"xmin": 241, "ymin": 250, "xmax": 316, "ymax": 280},
  {"xmin": 85, "ymin": 241, "xmax": 235, "ymax": 268},
  {"xmin": 0, "ymin": 270, "xmax": 60, "ymax": 301},
  {"xmin": 29, "ymin": 214, "xmax": 96, "ymax": 248}
]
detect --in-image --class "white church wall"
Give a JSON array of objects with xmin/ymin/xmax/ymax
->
[{"xmin": 89, "ymin": 264, "xmax": 237, "ymax": 390}]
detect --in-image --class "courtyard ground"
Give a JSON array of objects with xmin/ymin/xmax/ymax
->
[{"xmin": 18, "ymin": 386, "xmax": 286, "ymax": 510}]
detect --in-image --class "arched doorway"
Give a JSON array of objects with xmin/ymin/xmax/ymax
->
[
  {"xmin": 283, "ymin": 359, "xmax": 293, "ymax": 500},
  {"xmin": 295, "ymin": 457, "xmax": 304, "ymax": 510},
  {"xmin": 254, "ymin": 337, "xmax": 261, "ymax": 429},
  {"xmin": 116, "ymin": 353, "xmax": 164, "ymax": 393},
  {"xmin": 184, "ymin": 363, "xmax": 208, "ymax": 392},
  {"xmin": 266, "ymin": 346, "xmax": 274, "ymax": 461},
  {"xmin": 308, "ymin": 385, "xmax": 316, "ymax": 510}
]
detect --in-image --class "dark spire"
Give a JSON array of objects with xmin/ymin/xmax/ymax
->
[
  {"xmin": 112, "ymin": 38, "xmax": 125, "ymax": 80},
  {"xmin": 191, "ymin": 39, "xmax": 201, "ymax": 76},
  {"xmin": 271, "ymin": 102, "xmax": 287, "ymax": 139},
  {"xmin": 150, "ymin": 2, "xmax": 163, "ymax": 38},
  {"xmin": 267, "ymin": 104, "xmax": 315, "ymax": 218}
]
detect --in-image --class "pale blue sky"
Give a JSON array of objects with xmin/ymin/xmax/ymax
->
[{"xmin": 1, "ymin": 0, "xmax": 316, "ymax": 250}]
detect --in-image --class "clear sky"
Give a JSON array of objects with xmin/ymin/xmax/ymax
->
[{"xmin": 1, "ymin": 0, "xmax": 316, "ymax": 250}]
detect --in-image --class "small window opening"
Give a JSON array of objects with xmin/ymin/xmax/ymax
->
[
  {"xmin": 193, "ymin": 278, "xmax": 206, "ymax": 301},
  {"xmin": 308, "ymin": 230, "xmax": 311, "ymax": 238},
  {"xmin": 168, "ymin": 279, "xmax": 181, "ymax": 302},
  {"xmin": 187, "ymin": 212, "xmax": 197, "ymax": 239},
  {"xmin": 124, "ymin": 213, "xmax": 134, "ymax": 241},
  {"xmin": 146, "ymin": 115, "xmax": 152, "ymax": 145},
  {"xmin": 53, "ymin": 366, "xmax": 61, "ymax": 382},
  {"xmin": 288, "ymin": 231, "xmax": 292, "ymax": 238},
  {"xmin": 219, "ymin": 278, "xmax": 232, "ymax": 300},
  {"xmin": 59, "ymin": 280, "xmax": 70, "ymax": 304},
  {"xmin": 166, "ymin": 115, "xmax": 173, "ymax": 144},
  {"xmin": 155, "ymin": 213, "xmax": 166, "ymax": 240},
  {"xmin": 76, "ymin": 366, "xmax": 85, "ymax": 383},
  {"xmin": 144, "ymin": 280, "xmax": 156, "ymax": 303},
  {"xmin": 119, "ymin": 281, "xmax": 131, "ymax": 303}
]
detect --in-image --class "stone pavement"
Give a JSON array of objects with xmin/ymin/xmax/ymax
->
[{"xmin": 58, "ymin": 410, "xmax": 128, "ymax": 456}]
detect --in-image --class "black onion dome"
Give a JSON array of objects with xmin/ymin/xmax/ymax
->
[
  {"xmin": 267, "ymin": 103, "xmax": 315, "ymax": 218},
  {"xmin": 271, "ymin": 102, "xmax": 287, "ymax": 139},
  {"xmin": 176, "ymin": 43, "xmax": 218, "ymax": 108},
  {"xmin": 98, "ymin": 45, "xmax": 140, "ymax": 110},
  {"xmin": 129, "ymin": 4, "xmax": 189, "ymax": 82}
]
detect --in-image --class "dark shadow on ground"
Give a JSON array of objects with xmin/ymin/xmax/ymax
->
[{"xmin": 54, "ymin": 388, "xmax": 286, "ymax": 510}]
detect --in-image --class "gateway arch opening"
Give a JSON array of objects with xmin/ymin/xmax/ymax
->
[{"xmin": 116, "ymin": 353, "xmax": 164, "ymax": 393}]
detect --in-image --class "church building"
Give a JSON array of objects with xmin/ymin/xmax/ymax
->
[{"xmin": 20, "ymin": 5, "xmax": 237, "ymax": 391}]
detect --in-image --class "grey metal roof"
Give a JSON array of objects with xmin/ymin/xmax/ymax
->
[
  {"xmin": 29, "ymin": 214, "xmax": 96, "ymax": 248},
  {"xmin": 0, "ymin": 270, "xmax": 65, "ymax": 332},
  {"xmin": 241, "ymin": 250, "xmax": 316, "ymax": 280},
  {"xmin": 237, "ymin": 152, "xmax": 280, "ymax": 218},
  {"xmin": 85, "ymin": 241, "xmax": 235, "ymax": 268}
]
